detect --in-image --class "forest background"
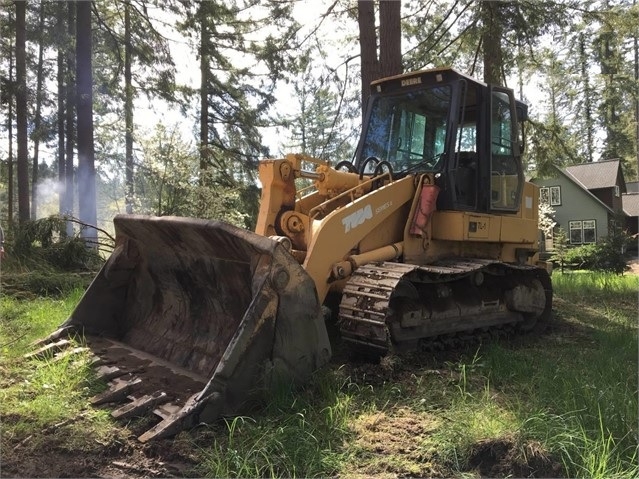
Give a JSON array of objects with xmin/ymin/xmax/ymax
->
[{"xmin": 0, "ymin": 0, "xmax": 638, "ymax": 243}]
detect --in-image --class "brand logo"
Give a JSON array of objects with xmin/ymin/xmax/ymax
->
[
  {"xmin": 342, "ymin": 205, "xmax": 373, "ymax": 233},
  {"xmin": 401, "ymin": 77, "xmax": 421, "ymax": 87}
]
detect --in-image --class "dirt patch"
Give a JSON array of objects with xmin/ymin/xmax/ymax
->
[
  {"xmin": 349, "ymin": 408, "xmax": 441, "ymax": 477},
  {"xmin": 466, "ymin": 437, "xmax": 564, "ymax": 478},
  {"xmin": 1, "ymin": 424, "xmax": 200, "ymax": 478}
]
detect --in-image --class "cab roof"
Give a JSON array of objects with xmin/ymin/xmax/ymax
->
[{"xmin": 370, "ymin": 67, "xmax": 487, "ymax": 94}]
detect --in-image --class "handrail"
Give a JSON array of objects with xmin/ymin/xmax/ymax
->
[{"xmin": 308, "ymin": 172, "xmax": 393, "ymax": 220}]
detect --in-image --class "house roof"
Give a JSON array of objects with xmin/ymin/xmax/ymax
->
[
  {"xmin": 622, "ymin": 193, "xmax": 639, "ymax": 217},
  {"xmin": 564, "ymin": 159, "xmax": 622, "ymax": 190},
  {"xmin": 539, "ymin": 165, "xmax": 617, "ymax": 216}
]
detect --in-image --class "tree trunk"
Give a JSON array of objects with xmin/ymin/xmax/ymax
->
[
  {"xmin": 76, "ymin": 0, "xmax": 97, "ymax": 246},
  {"xmin": 16, "ymin": 0, "xmax": 30, "ymax": 224},
  {"xmin": 7, "ymin": 11, "xmax": 14, "ymax": 225},
  {"xmin": 378, "ymin": 0, "xmax": 401, "ymax": 78},
  {"xmin": 57, "ymin": 2, "xmax": 66, "ymax": 224},
  {"xmin": 65, "ymin": 2, "xmax": 75, "ymax": 236},
  {"xmin": 31, "ymin": 1, "xmax": 45, "ymax": 220},
  {"xmin": 579, "ymin": 33, "xmax": 594, "ymax": 163},
  {"xmin": 199, "ymin": 2, "xmax": 210, "ymax": 174},
  {"xmin": 358, "ymin": 0, "xmax": 378, "ymax": 119},
  {"xmin": 125, "ymin": 0, "xmax": 134, "ymax": 213},
  {"xmin": 481, "ymin": 1, "xmax": 503, "ymax": 85},
  {"xmin": 635, "ymin": 0, "xmax": 639, "ymax": 175}
]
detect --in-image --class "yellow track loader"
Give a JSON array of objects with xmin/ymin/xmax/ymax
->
[{"xmin": 35, "ymin": 68, "xmax": 551, "ymax": 441}]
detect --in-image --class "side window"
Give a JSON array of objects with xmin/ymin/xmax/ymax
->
[
  {"xmin": 491, "ymin": 92, "xmax": 513, "ymax": 156},
  {"xmin": 490, "ymin": 90, "xmax": 520, "ymax": 211},
  {"xmin": 456, "ymin": 124, "xmax": 477, "ymax": 152},
  {"xmin": 549, "ymin": 186, "xmax": 561, "ymax": 206}
]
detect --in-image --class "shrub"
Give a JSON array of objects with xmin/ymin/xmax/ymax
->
[
  {"xmin": 556, "ymin": 236, "xmax": 629, "ymax": 274},
  {"xmin": 10, "ymin": 216, "xmax": 106, "ymax": 271}
]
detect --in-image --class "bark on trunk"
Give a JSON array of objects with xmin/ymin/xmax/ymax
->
[
  {"xmin": 379, "ymin": 0, "xmax": 401, "ymax": 78},
  {"xmin": 358, "ymin": 0, "xmax": 378, "ymax": 120},
  {"xmin": 16, "ymin": 0, "xmax": 30, "ymax": 223},
  {"xmin": 57, "ymin": 2, "xmax": 66, "ymax": 223},
  {"xmin": 125, "ymin": 0, "xmax": 134, "ymax": 214},
  {"xmin": 32, "ymin": 1, "xmax": 46, "ymax": 220},
  {"xmin": 199, "ymin": 3, "xmax": 210, "ymax": 175},
  {"xmin": 481, "ymin": 1, "xmax": 503, "ymax": 85},
  {"xmin": 65, "ymin": 2, "xmax": 75, "ymax": 237},
  {"xmin": 76, "ymin": 0, "xmax": 98, "ymax": 246}
]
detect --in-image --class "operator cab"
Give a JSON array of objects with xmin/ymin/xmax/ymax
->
[{"xmin": 354, "ymin": 67, "xmax": 527, "ymax": 214}]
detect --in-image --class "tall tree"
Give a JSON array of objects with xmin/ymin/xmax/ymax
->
[
  {"xmin": 15, "ymin": 0, "xmax": 29, "ymax": 223},
  {"xmin": 578, "ymin": 32, "xmax": 595, "ymax": 162},
  {"xmin": 124, "ymin": 0, "xmax": 133, "ymax": 213},
  {"xmin": 178, "ymin": 0, "xmax": 299, "ymax": 183},
  {"xmin": 357, "ymin": 0, "xmax": 402, "ymax": 113},
  {"xmin": 89, "ymin": 0, "xmax": 177, "ymax": 215},
  {"xmin": 2, "ymin": 9, "xmax": 16, "ymax": 224},
  {"xmin": 76, "ymin": 0, "xmax": 97, "ymax": 245},
  {"xmin": 593, "ymin": 0, "xmax": 636, "ymax": 171},
  {"xmin": 56, "ymin": 1, "xmax": 65, "ymax": 222},
  {"xmin": 358, "ymin": 0, "xmax": 377, "ymax": 115},
  {"xmin": 285, "ymin": 63, "xmax": 358, "ymax": 161},
  {"xmin": 198, "ymin": 0, "xmax": 209, "ymax": 175},
  {"xmin": 635, "ymin": 0, "xmax": 638, "ymax": 176},
  {"xmin": 64, "ymin": 2, "xmax": 75, "ymax": 236},
  {"xmin": 481, "ymin": 1, "xmax": 503, "ymax": 84},
  {"xmin": 30, "ymin": 1, "xmax": 45, "ymax": 219}
]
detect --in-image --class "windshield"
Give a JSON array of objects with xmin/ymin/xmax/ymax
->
[{"xmin": 359, "ymin": 85, "xmax": 452, "ymax": 174}]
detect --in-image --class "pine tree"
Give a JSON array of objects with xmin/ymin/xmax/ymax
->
[
  {"xmin": 15, "ymin": 0, "xmax": 29, "ymax": 223},
  {"xmin": 76, "ymin": 0, "xmax": 97, "ymax": 246}
]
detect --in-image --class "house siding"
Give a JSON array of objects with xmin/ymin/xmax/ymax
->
[{"xmin": 535, "ymin": 176, "xmax": 610, "ymax": 242}]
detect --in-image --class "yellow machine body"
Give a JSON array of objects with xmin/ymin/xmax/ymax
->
[{"xmin": 35, "ymin": 68, "xmax": 551, "ymax": 440}]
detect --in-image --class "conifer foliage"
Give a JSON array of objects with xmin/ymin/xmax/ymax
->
[{"xmin": 0, "ymin": 0, "xmax": 636, "ymax": 239}]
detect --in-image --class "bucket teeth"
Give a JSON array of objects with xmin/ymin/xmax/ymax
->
[
  {"xmin": 138, "ymin": 404, "xmax": 186, "ymax": 443},
  {"xmin": 91, "ymin": 377, "xmax": 142, "ymax": 405},
  {"xmin": 25, "ymin": 339, "xmax": 72, "ymax": 360},
  {"xmin": 111, "ymin": 391, "xmax": 167, "ymax": 419},
  {"xmin": 95, "ymin": 365, "xmax": 128, "ymax": 381},
  {"xmin": 152, "ymin": 403, "xmax": 183, "ymax": 421}
]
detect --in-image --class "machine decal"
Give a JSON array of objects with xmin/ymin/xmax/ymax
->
[
  {"xmin": 375, "ymin": 201, "xmax": 393, "ymax": 214},
  {"xmin": 342, "ymin": 205, "xmax": 373, "ymax": 233}
]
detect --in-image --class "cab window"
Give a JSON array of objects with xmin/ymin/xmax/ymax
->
[{"xmin": 360, "ymin": 85, "xmax": 452, "ymax": 174}]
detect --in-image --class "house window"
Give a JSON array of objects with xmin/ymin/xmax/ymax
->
[
  {"xmin": 549, "ymin": 186, "xmax": 561, "ymax": 206},
  {"xmin": 569, "ymin": 220, "xmax": 596, "ymax": 244},
  {"xmin": 539, "ymin": 187, "xmax": 549, "ymax": 203},
  {"xmin": 615, "ymin": 185, "xmax": 620, "ymax": 197},
  {"xmin": 583, "ymin": 220, "xmax": 596, "ymax": 243}
]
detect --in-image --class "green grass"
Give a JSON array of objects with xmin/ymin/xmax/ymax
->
[
  {"xmin": 191, "ymin": 272, "xmax": 638, "ymax": 478},
  {"xmin": 473, "ymin": 272, "xmax": 639, "ymax": 478},
  {"xmin": 194, "ymin": 369, "xmax": 355, "ymax": 478},
  {"xmin": 1, "ymin": 271, "xmax": 637, "ymax": 478},
  {"xmin": 0, "ymin": 289, "xmax": 114, "ymax": 454}
]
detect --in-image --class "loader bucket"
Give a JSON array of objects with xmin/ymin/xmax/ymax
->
[{"xmin": 36, "ymin": 215, "xmax": 331, "ymax": 441}]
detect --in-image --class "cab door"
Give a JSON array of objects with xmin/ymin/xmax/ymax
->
[{"xmin": 489, "ymin": 87, "xmax": 523, "ymax": 213}]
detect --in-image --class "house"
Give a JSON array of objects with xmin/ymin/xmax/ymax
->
[
  {"xmin": 622, "ymin": 181, "xmax": 639, "ymax": 237},
  {"xmin": 532, "ymin": 159, "xmax": 631, "ymax": 247}
]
